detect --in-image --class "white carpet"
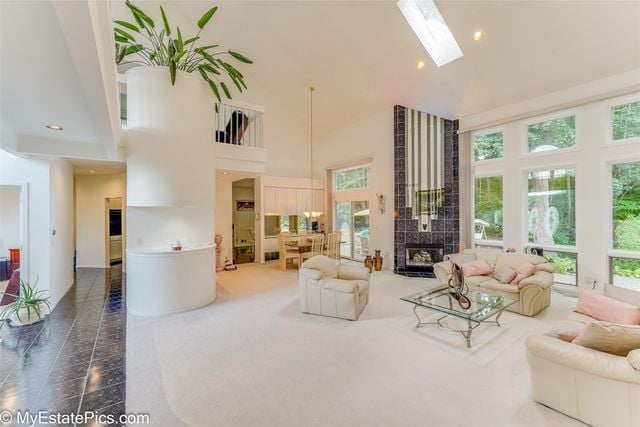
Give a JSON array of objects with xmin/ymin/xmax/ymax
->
[{"xmin": 126, "ymin": 263, "xmax": 584, "ymax": 427}]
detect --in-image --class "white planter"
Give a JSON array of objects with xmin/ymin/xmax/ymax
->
[{"xmin": 9, "ymin": 305, "xmax": 47, "ymax": 326}]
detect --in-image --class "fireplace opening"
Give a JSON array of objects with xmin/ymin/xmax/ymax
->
[{"xmin": 405, "ymin": 245, "xmax": 444, "ymax": 272}]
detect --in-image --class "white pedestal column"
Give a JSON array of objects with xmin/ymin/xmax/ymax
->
[{"xmin": 125, "ymin": 67, "xmax": 216, "ymax": 315}]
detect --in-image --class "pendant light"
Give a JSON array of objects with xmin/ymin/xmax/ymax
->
[{"xmin": 304, "ymin": 86, "xmax": 322, "ymax": 219}]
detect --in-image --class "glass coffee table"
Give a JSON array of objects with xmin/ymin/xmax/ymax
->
[{"xmin": 401, "ymin": 287, "xmax": 519, "ymax": 348}]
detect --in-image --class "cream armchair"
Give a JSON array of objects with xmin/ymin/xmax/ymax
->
[
  {"xmin": 433, "ymin": 249, "xmax": 553, "ymax": 317},
  {"xmin": 299, "ymin": 255, "xmax": 370, "ymax": 320},
  {"xmin": 526, "ymin": 335, "xmax": 640, "ymax": 427}
]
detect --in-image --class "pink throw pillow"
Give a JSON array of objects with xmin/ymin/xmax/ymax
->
[
  {"xmin": 510, "ymin": 262, "xmax": 536, "ymax": 285},
  {"xmin": 575, "ymin": 291, "xmax": 640, "ymax": 325},
  {"xmin": 461, "ymin": 259, "xmax": 493, "ymax": 277}
]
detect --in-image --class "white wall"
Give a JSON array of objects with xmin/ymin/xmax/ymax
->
[
  {"xmin": 316, "ymin": 107, "xmax": 395, "ymax": 269},
  {"xmin": 215, "ymin": 176, "xmax": 233, "ymax": 262},
  {"xmin": 75, "ymin": 173, "xmax": 125, "ymax": 267},
  {"xmin": 49, "ymin": 158, "xmax": 74, "ymax": 303},
  {"xmin": 468, "ymin": 92, "xmax": 640, "ymax": 289},
  {"xmin": 0, "ymin": 185, "xmax": 20, "ymax": 257}
]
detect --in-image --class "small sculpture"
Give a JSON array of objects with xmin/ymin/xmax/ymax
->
[
  {"xmin": 376, "ymin": 193, "xmax": 385, "ymax": 214},
  {"xmin": 215, "ymin": 234, "xmax": 224, "ymax": 272},
  {"xmin": 171, "ymin": 240, "xmax": 182, "ymax": 251}
]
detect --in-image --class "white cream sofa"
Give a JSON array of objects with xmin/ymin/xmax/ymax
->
[
  {"xmin": 299, "ymin": 255, "xmax": 370, "ymax": 320},
  {"xmin": 526, "ymin": 284, "xmax": 640, "ymax": 427},
  {"xmin": 433, "ymin": 249, "xmax": 554, "ymax": 317}
]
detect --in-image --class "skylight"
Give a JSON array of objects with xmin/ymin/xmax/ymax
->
[{"xmin": 397, "ymin": 0, "xmax": 463, "ymax": 67}]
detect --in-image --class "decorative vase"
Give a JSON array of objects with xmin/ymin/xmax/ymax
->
[
  {"xmin": 364, "ymin": 256, "xmax": 373, "ymax": 273},
  {"xmin": 372, "ymin": 250, "xmax": 383, "ymax": 271},
  {"xmin": 215, "ymin": 234, "xmax": 224, "ymax": 272},
  {"xmin": 10, "ymin": 304, "xmax": 46, "ymax": 326},
  {"xmin": 172, "ymin": 240, "xmax": 183, "ymax": 251}
]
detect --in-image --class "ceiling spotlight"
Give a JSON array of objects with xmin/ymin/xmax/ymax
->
[
  {"xmin": 89, "ymin": 170, "xmax": 96, "ymax": 174},
  {"xmin": 222, "ymin": 172, "xmax": 229, "ymax": 175},
  {"xmin": 46, "ymin": 124, "xmax": 63, "ymax": 130},
  {"xmin": 416, "ymin": 61, "xmax": 425, "ymax": 69},
  {"xmin": 473, "ymin": 31, "xmax": 484, "ymax": 41}
]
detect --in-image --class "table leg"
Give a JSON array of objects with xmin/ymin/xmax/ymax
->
[
  {"xmin": 495, "ymin": 310, "xmax": 504, "ymax": 327},
  {"xmin": 465, "ymin": 320, "xmax": 472, "ymax": 348}
]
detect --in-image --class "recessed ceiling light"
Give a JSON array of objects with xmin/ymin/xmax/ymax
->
[
  {"xmin": 473, "ymin": 31, "xmax": 483, "ymax": 41},
  {"xmin": 222, "ymin": 172, "xmax": 229, "ymax": 175},
  {"xmin": 46, "ymin": 124, "xmax": 63, "ymax": 130},
  {"xmin": 397, "ymin": 0, "xmax": 463, "ymax": 67},
  {"xmin": 89, "ymin": 170, "xmax": 96, "ymax": 174},
  {"xmin": 416, "ymin": 61, "xmax": 425, "ymax": 69}
]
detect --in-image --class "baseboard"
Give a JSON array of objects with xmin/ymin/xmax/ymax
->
[{"xmin": 76, "ymin": 265, "xmax": 109, "ymax": 269}]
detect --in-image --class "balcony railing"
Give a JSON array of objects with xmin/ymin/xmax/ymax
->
[{"xmin": 215, "ymin": 101, "xmax": 264, "ymax": 148}]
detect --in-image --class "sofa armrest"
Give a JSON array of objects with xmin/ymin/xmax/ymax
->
[
  {"xmin": 300, "ymin": 268, "xmax": 323, "ymax": 281},
  {"xmin": 629, "ymin": 349, "xmax": 640, "ymax": 371},
  {"xmin": 337, "ymin": 265, "xmax": 370, "ymax": 281},
  {"xmin": 433, "ymin": 261, "xmax": 453, "ymax": 286},
  {"xmin": 526, "ymin": 335, "xmax": 640, "ymax": 384},
  {"xmin": 518, "ymin": 271, "xmax": 553, "ymax": 290},
  {"xmin": 320, "ymin": 278, "xmax": 359, "ymax": 293}
]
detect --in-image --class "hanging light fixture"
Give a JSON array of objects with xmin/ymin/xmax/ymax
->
[{"xmin": 303, "ymin": 86, "xmax": 323, "ymax": 219}]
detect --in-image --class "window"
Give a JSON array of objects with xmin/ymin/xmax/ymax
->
[
  {"xmin": 334, "ymin": 166, "xmax": 370, "ymax": 191},
  {"xmin": 543, "ymin": 250, "xmax": 577, "ymax": 286},
  {"xmin": 610, "ymin": 256, "xmax": 640, "ymax": 291},
  {"xmin": 335, "ymin": 200, "xmax": 370, "ymax": 260},
  {"xmin": 612, "ymin": 101, "xmax": 640, "ymax": 141},
  {"xmin": 527, "ymin": 168, "xmax": 576, "ymax": 246},
  {"xmin": 527, "ymin": 115, "xmax": 575, "ymax": 153},
  {"xmin": 474, "ymin": 176, "xmax": 503, "ymax": 241},
  {"xmin": 474, "ymin": 132, "xmax": 503, "ymax": 161}
]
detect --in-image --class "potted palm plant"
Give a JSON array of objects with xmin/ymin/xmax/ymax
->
[
  {"xmin": 114, "ymin": 0, "xmax": 252, "ymax": 102},
  {"xmin": 0, "ymin": 277, "xmax": 51, "ymax": 328}
]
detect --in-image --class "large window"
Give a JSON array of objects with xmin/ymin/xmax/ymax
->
[
  {"xmin": 610, "ymin": 161, "xmax": 640, "ymax": 290},
  {"xmin": 543, "ymin": 250, "xmax": 577, "ymax": 286},
  {"xmin": 474, "ymin": 176, "xmax": 503, "ymax": 241},
  {"xmin": 612, "ymin": 101, "xmax": 640, "ymax": 141},
  {"xmin": 527, "ymin": 115, "xmax": 576, "ymax": 153},
  {"xmin": 334, "ymin": 166, "xmax": 370, "ymax": 191},
  {"xmin": 527, "ymin": 168, "xmax": 576, "ymax": 246},
  {"xmin": 474, "ymin": 132, "xmax": 503, "ymax": 161}
]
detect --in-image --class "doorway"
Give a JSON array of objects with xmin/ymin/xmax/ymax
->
[
  {"xmin": 106, "ymin": 197, "xmax": 123, "ymax": 266},
  {"xmin": 0, "ymin": 183, "xmax": 28, "ymax": 306},
  {"xmin": 232, "ymin": 178, "xmax": 256, "ymax": 265},
  {"xmin": 335, "ymin": 200, "xmax": 370, "ymax": 261}
]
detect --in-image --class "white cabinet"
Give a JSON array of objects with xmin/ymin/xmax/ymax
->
[
  {"xmin": 275, "ymin": 187, "xmax": 287, "ymax": 216},
  {"xmin": 297, "ymin": 188, "xmax": 312, "ymax": 214},
  {"xmin": 313, "ymin": 189, "xmax": 325, "ymax": 214},
  {"xmin": 264, "ymin": 187, "xmax": 277, "ymax": 214},
  {"xmin": 286, "ymin": 188, "xmax": 297, "ymax": 214}
]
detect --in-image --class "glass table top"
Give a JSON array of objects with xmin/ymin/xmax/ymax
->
[{"xmin": 401, "ymin": 287, "xmax": 519, "ymax": 322}]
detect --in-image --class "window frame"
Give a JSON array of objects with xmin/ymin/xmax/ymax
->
[
  {"xmin": 332, "ymin": 164, "xmax": 371, "ymax": 192},
  {"xmin": 472, "ymin": 173, "xmax": 504, "ymax": 247},
  {"xmin": 472, "ymin": 126, "xmax": 505, "ymax": 163},
  {"xmin": 604, "ymin": 94, "xmax": 640, "ymax": 146},
  {"xmin": 522, "ymin": 162, "xmax": 579, "ymax": 251},
  {"xmin": 522, "ymin": 109, "xmax": 581, "ymax": 157}
]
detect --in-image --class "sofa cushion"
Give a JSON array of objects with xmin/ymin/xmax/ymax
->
[
  {"xmin": 464, "ymin": 249, "xmax": 500, "ymax": 268},
  {"xmin": 461, "ymin": 259, "xmax": 493, "ymax": 277},
  {"xmin": 511, "ymin": 262, "xmax": 536, "ymax": 285},
  {"xmin": 475, "ymin": 278, "xmax": 520, "ymax": 294},
  {"xmin": 629, "ymin": 349, "xmax": 640, "ymax": 370},
  {"xmin": 464, "ymin": 275, "xmax": 493, "ymax": 287},
  {"xmin": 320, "ymin": 278, "xmax": 357, "ymax": 293},
  {"xmin": 301, "ymin": 255, "xmax": 337, "ymax": 279},
  {"xmin": 447, "ymin": 252, "xmax": 476, "ymax": 266},
  {"xmin": 575, "ymin": 291, "xmax": 640, "ymax": 325},
  {"xmin": 548, "ymin": 320, "xmax": 584, "ymax": 342},
  {"xmin": 337, "ymin": 265, "xmax": 370, "ymax": 281},
  {"xmin": 496, "ymin": 253, "xmax": 546, "ymax": 270},
  {"xmin": 493, "ymin": 265, "xmax": 517, "ymax": 284},
  {"xmin": 604, "ymin": 283, "xmax": 640, "ymax": 307},
  {"xmin": 573, "ymin": 322, "xmax": 640, "ymax": 356}
]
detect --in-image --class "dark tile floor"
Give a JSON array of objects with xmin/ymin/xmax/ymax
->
[{"xmin": 0, "ymin": 266, "xmax": 126, "ymax": 426}]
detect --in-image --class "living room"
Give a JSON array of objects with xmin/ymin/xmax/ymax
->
[{"xmin": 0, "ymin": 0, "xmax": 639, "ymax": 426}]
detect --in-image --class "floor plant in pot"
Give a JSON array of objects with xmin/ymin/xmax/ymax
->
[
  {"xmin": 114, "ymin": 0, "xmax": 252, "ymax": 102},
  {"xmin": 0, "ymin": 277, "xmax": 51, "ymax": 328}
]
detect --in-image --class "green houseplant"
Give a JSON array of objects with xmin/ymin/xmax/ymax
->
[
  {"xmin": 0, "ymin": 277, "xmax": 51, "ymax": 328},
  {"xmin": 114, "ymin": 1, "xmax": 252, "ymax": 102}
]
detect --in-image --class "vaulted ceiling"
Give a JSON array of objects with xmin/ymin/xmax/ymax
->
[{"xmin": 2, "ymin": 0, "xmax": 639, "ymax": 160}]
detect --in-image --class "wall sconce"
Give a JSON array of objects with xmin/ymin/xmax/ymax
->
[{"xmin": 376, "ymin": 194, "xmax": 385, "ymax": 214}]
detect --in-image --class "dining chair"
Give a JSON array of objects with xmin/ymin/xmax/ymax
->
[
  {"xmin": 278, "ymin": 233, "xmax": 300, "ymax": 271},
  {"xmin": 301, "ymin": 234, "xmax": 324, "ymax": 263}
]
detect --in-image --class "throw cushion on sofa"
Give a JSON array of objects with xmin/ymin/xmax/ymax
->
[
  {"xmin": 547, "ymin": 320, "xmax": 584, "ymax": 342},
  {"xmin": 301, "ymin": 255, "xmax": 337, "ymax": 279},
  {"xmin": 493, "ymin": 265, "xmax": 517, "ymax": 284},
  {"xmin": 575, "ymin": 291, "xmax": 640, "ymax": 325},
  {"xmin": 629, "ymin": 349, "xmax": 640, "ymax": 370},
  {"xmin": 447, "ymin": 252, "xmax": 476, "ymax": 266},
  {"xmin": 604, "ymin": 283, "xmax": 640, "ymax": 307},
  {"xmin": 511, "ymin": 262, "xmax": 536, "ymax": 285},
  {"xmin": 461, "ymin": 259, "xmax": 493, "ymax": 277},
  {"xmin": 573, "ymin": 322, "xmax": 640, "ymax": 356}
]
